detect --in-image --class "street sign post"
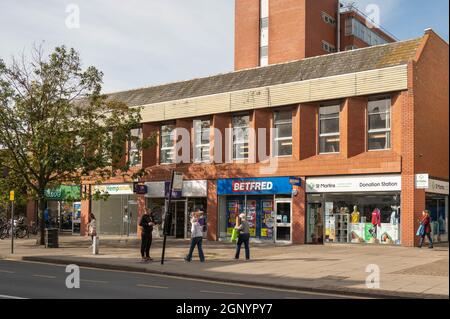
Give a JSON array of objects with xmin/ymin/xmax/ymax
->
[
  {"xmin": 10, "ymin": 191, "xmax": 14, "ymax": 254},
  {"xmin": 161, "ymin": 171, "xmax": 183, "ymax": 265}
]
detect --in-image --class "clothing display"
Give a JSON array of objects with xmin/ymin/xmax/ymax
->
[
  {"xmin": 371, "ymin": 208, "xmax": 381, "ymax": 226},
  {"xmin": 390, "ymin": 211, "xmax": 399, "ymax": 225},
  {"xmin": 351, "ymin": 206, "xmax": 360, "ymax": 224}
]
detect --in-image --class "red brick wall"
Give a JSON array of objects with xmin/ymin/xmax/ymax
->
[
  {"xmin": 341, "ymin": 97, "xmax": 366, "ymax": 158},
  {"xmin": 142, "ymin": 123, "xmax": 159, "ymax": 168},
  {"xmin": 305, "ymin": 0, "xmax": 338, "ymax": 57},
  {"xmin": 413, "ymin": 31, "xmax": 449, "ymax": 180},
  {"xmin": 207, "ymin": 180, "xmax": 218, "ymax": 241},
  {"xmin": 269, "ymin": 0, "xmax": 307, "ymax": 64},
  {"xmin": 292, "ymin": 179, "xmax": 306, "ymax": 244},
  {"xmin": 235, "ymin": 0, "xmax": 260, "ymax": 70},
  {"xmin": 298, "ymin": 103, "xmax": 317, "ymax": 160}
]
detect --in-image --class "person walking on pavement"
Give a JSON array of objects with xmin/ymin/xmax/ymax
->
[
  {"xmin": 184, "ymin": 212, "xmax": 205, "ymax": 263},
  {"xmin": 139, "ymin": 208, "xmax": 155, "ymax": 262},
  {"xmin": 88, "ymin": 213, "xmax": 97, "ymax": 248},
  {"xmin": 418, "ymin": 210, "xmax": 434, "ymax": 249},
  {"xmin": 234, "ymin": 213, "xmax": 250, "ymax": 261}
]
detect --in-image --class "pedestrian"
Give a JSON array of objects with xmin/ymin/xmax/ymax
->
[
  {"xmin": 234, "ymin": 213, "xmax": 250, "ymax": 261},
  {"xmin": 139, "ymin": 208, "xmax": 155, "ymax": 262},
  {"xmin": 418, "ymin": 210, "xmax": 434, "ymax": 249},
  {"xmin": 88, "ymin": 213, "xmax": 97, "ymax": 247},
  {"xmin": 184, "ymin": 212, "xmax": 205, "ymax": 263}
]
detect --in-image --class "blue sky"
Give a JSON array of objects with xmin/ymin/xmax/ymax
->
[{"xmin": 0, "ymin": 0, "xmax": 448, "ymax": 93}]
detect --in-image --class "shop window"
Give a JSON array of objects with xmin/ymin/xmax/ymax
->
[
  {"xmin": 129, "ymin": 128, "xmax": 142, "ymax": 166},
  {"xmin": 368, "ymin": 97, "xmax": 391, "ymax": 150},
  {"xmin": 232, "ymin": 114, "xmax": 250, "ymax": 160},
  {"xmin": 274, "ymin": 110, "xmax": 293, "ymax": 156},
  {"xmin": 307, "ymin": 193, "xmax": 401, "ymax": 245},
  {"xmin": 160, "ymin": 124, "xmax": 175, "ymax": 164},
  {"xmin": 319, "ymin": 104, "xmax": 340, "ymax": 154},
  {"xmin": 193, "ymin": 119, "xmax": 211, "ymax": 163}
]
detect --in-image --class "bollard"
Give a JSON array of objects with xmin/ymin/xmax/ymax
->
[{"xmin": 92, "ymin": 236, "xmax": 99, "ymax": 255}]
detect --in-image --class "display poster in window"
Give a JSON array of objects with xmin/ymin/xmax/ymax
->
[
  {"xmin": 227, "ymin": 200, "xmax": 239, "ymax": 235},
  {"xmin": 325, "ymin": 202, "xmax": 334, "ymax": 240},
  {"xmin": 378, "ymin": 224, "xmax": 399, "ymax": 245},
  {"xmin": 350, "ymin": 223, "xmax": 365, "ymax": 243},
  {"xmin": 364, "ymin": 223, "xmax": 376, "ymax": 242},
  {"xmin": 246, "ymin": 200, "xmax": 257, "ymax": 237},
  {"xmin": 261, "ymin": 200, "xmax": 274, "ymax": 239}
]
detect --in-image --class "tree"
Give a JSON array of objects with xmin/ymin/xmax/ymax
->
[{"xmin": 0, "ymin": 46, "xmax": 152, "ymax": 245}]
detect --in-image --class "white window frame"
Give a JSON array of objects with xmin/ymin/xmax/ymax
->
[
  {"xmin": 319, "ymin": 105, "xmax": 341, "ymax": 154},
  {"xmin": 274, "ymin": 111, "xmax": 293, "ymax": 157},
  {"xmin": 160, "ymin": 124, "xmax": 175, "ymax": 164},
  {"xmin": 232, "ymin": 115, "xmax": 250, "ymax": 161},
  {"xmin": 129, "ymin": 127, "xmax": 142, "ymax": 167},
  {"xmin": 193, "ymin": 119, "xmax": 211, "ymax": 163},
  {"xmin": 367, "ymin": 97, "xmax": 392, "ymax": 151}
]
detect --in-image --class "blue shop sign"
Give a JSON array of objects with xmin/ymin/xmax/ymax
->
[
  {"xmin": 217, "ymin": 177, "xmax": 296, "ymax": 196},
  {"xmin": 165, "ymin": 181, "xmax": 182, "ymax": 199}
]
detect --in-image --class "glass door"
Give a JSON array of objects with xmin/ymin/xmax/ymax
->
[
  {"xmin": 307, "ymin": 202, "xmax": 324, "ymax": 244},
  {"xmin": 166, "ymin": 200, "xmax": 187, "ymax": 238},
  {"xmin": 275, "ymin": 200, "xmax": 292, "ymax": 243}
]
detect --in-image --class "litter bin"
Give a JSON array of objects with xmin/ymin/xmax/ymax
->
[{"xmin": 45, "ymin": 228, "xmax": 59, "ymax": 248}]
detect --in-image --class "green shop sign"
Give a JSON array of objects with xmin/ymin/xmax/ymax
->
[{"xmin": 45, "ymin": 185, "xmax": 81, "ymax": 201}]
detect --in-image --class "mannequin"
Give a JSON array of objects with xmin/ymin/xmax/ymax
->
[
  {"xmin": 351, "ymin": 206, "xmax": 360, "ymax": 224},
  {"xmin": 390, "ymin": 206, "xmax": 399, "ymax": 225},
  {"xmin": 371, "ymin": 208, "xmax": 381, "ymax": 239}
]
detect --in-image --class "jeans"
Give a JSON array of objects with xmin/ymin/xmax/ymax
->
[
  {"xmin": 235, "ymin": 233, "xmax": 250, "ymax": 260},
  {"xmin": 186, "ymin": 237, "xmax": 205, "ymax": 262},
  {"xmin": 419, "ymin": 232, "xmax": 433, "ymax": 248},
  {"xmin": 141, "ymin": 233, "xmax": 152, "ymax": 258}
]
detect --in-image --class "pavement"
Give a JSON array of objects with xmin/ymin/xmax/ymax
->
[{"xmin": 0, "ymin": 235, "xmax": 448, "ymax": 299}]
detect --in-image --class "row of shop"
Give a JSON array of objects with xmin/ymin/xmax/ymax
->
[{"xmin": 40, "ymin": 174, "xmax": 449, "ymax": 246}]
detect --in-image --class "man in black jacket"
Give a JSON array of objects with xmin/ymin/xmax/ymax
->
[{"xmin": 139, "ymin": 208, "xmax": 155, "ymax": 262}]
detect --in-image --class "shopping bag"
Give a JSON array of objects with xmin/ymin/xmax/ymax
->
[
  {"xmin": 231, "ymin": 228, "xmax": 239, "ymax": 243},
  {"xmin": 416, "ymin": 224, "xmax": 425, "ymax": 237}
]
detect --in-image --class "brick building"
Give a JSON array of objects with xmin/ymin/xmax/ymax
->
[
  {"xmin": 75, "ymin": 30, "xmax": 448, "ymax": 248},
  {"xmin": 235, "ymin": 0, "xmax": 396, "ymax": 70}
]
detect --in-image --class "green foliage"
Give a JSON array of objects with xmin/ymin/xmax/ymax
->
[{"xmin": 0, "ymin": 45, "xmax": 154, "ymax": 201}]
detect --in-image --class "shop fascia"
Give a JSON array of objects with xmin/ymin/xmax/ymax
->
[
  {"xmin": 144, "ymin": 180, "xmax": 207, "ymax": 198},
  {"xmin": 306, "ymin": 174, "xmax": 402, "ymax": 193},
  {"xmin": 92, "ymin": 184, "xmax": 135, "ymax": 195},
  {"xmin": 415, "ymin": 174, "xmax": 449, "ymax": 195}
]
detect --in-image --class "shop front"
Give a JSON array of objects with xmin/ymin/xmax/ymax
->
[
  {"xmin": 145, "ymin": 180, "xmax": 208, "ymax": 239},
  {"xmin": 217, "ymin": 177, "xmax": 294, "ymax": 243},
  {"xmin": 306, "ymin": 175, "xmax": 402, "ymax": 245},
  {"xmin": 45, "ymin": 185, "xmax": 81, "ymax": 235},
  {"xmin": 91, "ymin": 184, "xmax": 138, "ymax": 236},
  {"xmin": 424, "ymin": 178, "xmax": 449, "ymax": 243}
]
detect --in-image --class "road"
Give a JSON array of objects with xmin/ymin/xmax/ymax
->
[{"xmin": 0, "ymin": 260, "xmax": 356, "ymax": 299}]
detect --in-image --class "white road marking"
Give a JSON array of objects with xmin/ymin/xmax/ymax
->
[
  {"xmin": 80, "ymin": 279, "xmax": 109, "ymax": 284},
  {"xmin": 137, "ymin": 284, "xmax": 169, "ymax": 289},
  {"xmin": 0, "ymin": 269, "xmax": 15, "ymax": 274},
  {"xmin": 32, "ymin": 274, "xmax": 56, "ymax": 279},
  {"xmin": 0, "ymin": 294, "xmax": 27, "ymax": 299},
  {"xmin": 200, "ymin": 290, "xmax": 244, "ymax": 296}
]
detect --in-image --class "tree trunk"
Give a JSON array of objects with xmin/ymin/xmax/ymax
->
[{"xmin": 38, "ymin": 195, "xmax": 47, "ymax": 246}]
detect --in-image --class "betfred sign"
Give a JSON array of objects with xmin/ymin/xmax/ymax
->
[
  {"xmin": 232, "ymin": 181, "xmax": 274, "ymax": 192},
  {"xmin": 217, "ymin": 177, "xmax": 293, "ymax": 195}
]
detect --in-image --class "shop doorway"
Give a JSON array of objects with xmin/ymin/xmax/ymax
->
[
  {"xmin": 426, "ymin": 195, "xmax": 448, "ymax": 243},
  {"xmin": 167, "ymin": 200, "xmax": 187, "ymax": 238},
  {"xmin": 274, "ymin": 200, "xmax": 292, "ymax": 243},
  {"xmin": 307, "ymin": 201, "xmax": 324, "ymax": 244}
]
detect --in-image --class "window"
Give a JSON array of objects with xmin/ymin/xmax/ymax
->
[
  {"xmin": 322, "ymin": 41, "xmax": 336, "ymax": 53},
  {"xmin": 274, "ymin": 110, "xmax": 293, "ymax": 156},
  {"xmin": 160, "ymin": 124, "xmax": 175, "ymax": 164},
  {"xmin": 129, "ymin": 128, "xmax": 142, "ymax": 166},
  {"xmin": 194, "ymin": 119, "xmax": 211, "ymax": 163},
  {"xmin": 322, "ymin": 12, "xmax": 336, "ymax": 25},
  {"xmin": 260, "ymin": 0, "xmax": 269, "ymax": 66},
  {"xmin": 232, "ymin": 114, "xmax": 250, "ymax": 160},
  {"xmin": 319, "ymin": 105, "xmax": 340, "ymax": 153},
  {"xmin": 345, "ymin": 18, "xmax": 389, "ymax": 46},
  {"xmin": 368, "ymin": 97, "xmax": 391, "ymax": 150},
  {"xmin": 345, "ymin": 45, "xmax": 358, "ymax": 51}
]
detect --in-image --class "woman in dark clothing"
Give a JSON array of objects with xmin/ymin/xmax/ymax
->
[
  {"xmin": 419, "ymin": 210, "xmax": 433, "ymax": 249},
  {"xmin": 139, "ymin": 209, "xmax": 155, "ymax": 261}
]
